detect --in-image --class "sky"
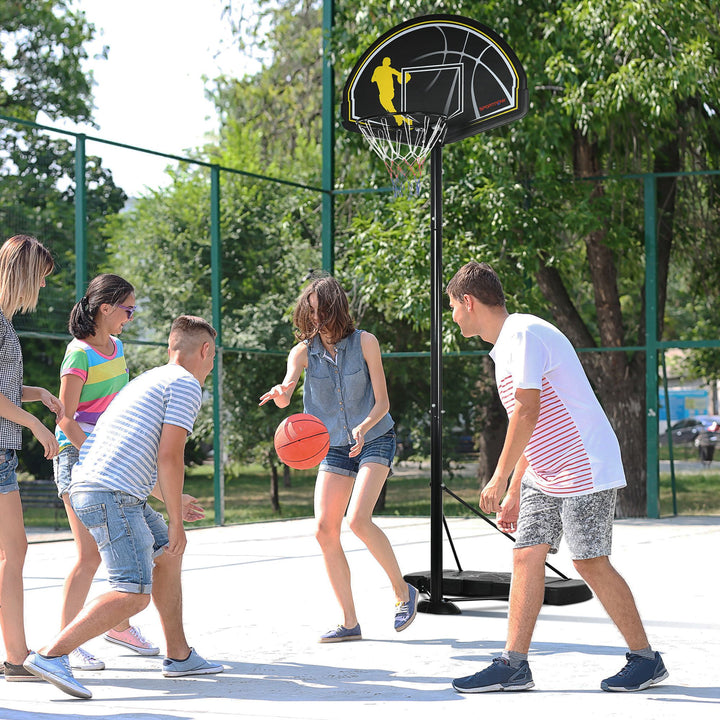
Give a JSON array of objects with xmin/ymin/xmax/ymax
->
[{"xmin": 39, "ymin": 0, "xmax": 259, "ymax": 196}]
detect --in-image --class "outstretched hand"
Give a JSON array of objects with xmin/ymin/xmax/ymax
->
[
  {"xmin": 182, "ymin": 494, "xmax": 205, "ymax": 522},
  {"xmin": 258, "ymin": 380, "xmax": 296, "ymax": 407}
]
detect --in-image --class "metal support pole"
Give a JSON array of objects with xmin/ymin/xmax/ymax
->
[
  {"xmin": 418, "ymin": 144, "xmax": 459, "ymax": 615},
  {"xmin": 210, "ymin": 165, "xmax": 225, "ymax": 525},
  {"xmin": 644, "ymin": 173, "xmax": 660, "ymax": 519},
  {"xmin": 74, "ymin": 134, "xmax": 87, "ymax": 300},
  {"xmin": 321, "ymin": 0, "xmax": 335, "ymax": 275}
]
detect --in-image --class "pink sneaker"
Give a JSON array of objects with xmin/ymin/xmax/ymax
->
[{"xmin": 103, "ymin": 626, "xmax": 160, "ymax": 656}]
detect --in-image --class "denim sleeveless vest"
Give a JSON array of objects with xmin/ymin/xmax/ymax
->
[{"xmin": 303, "ymin": 329, "xmax": 394, "ymax": 447}]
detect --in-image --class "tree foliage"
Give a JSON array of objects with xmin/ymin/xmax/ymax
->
[
  {"xmin": 331, "ymin": 0, "xmax": 720, "ymax": 515},
  {"xmin": 0, "ymin": 0, "xmax": 125, "ymax": 476}
]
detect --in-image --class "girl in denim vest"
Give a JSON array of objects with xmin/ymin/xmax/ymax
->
[{"xmin": 261, "ymin": 275, "xmax": 418, "ymax": 642}]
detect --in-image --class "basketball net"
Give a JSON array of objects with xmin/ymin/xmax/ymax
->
[{"xmin": 357, "ymin": 113, "xmax": 447, "ymax": 197}]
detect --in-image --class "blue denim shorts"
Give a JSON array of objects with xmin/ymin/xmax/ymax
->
[
  {"xmin": 53, "ymin": 445, "xmax": 80, "ymax": 497},
  {"xmin": 70, "ymin": 490, "xmax": 169, "ymax": 594},
  {"xmin": 0, "ymin": 449, "xmax": 19, "ymax": 494},
  {"xmin": 319, "ymin": 428, "xmax": 396, "ymax": 478}
]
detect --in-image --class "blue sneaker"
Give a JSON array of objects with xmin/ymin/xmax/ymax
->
[
  {"xmin": 162, "ymin": 648, "xmax": 224, "ymax": 677},
  {"xmin": 453, "ymin": 657, "xmax": 535, "ymax": 693},
  {"xmin": 319, "ymin": 624, "xmax": 362, "ymax": 643},
  {"xmin": 23, "ymin": 652, "xmax": 92, "ymax": 699},
  {"xmin": 601, "ymin": 652, "xmax": 668, "ymax": 692},
  {"xmin": 394, "ymin": 584, "xmax": 419, "ymax": 632}
]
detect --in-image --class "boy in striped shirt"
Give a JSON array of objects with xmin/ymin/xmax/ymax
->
[
  {"xmin": 446, "ymin": 261, "xmax": 667, "ymax": 694},
  {"xmin": 24, "ymin": 316, "xmax": 223, "ymax": 699}
]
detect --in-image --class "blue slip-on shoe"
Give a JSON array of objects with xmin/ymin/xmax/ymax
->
[
  {"xmin": 162, "ymin": 648, "xmax": 224, "ymax": 677},
  {"xmin": 319, "ymin": 624, "xmax": 362, "ymax": 643},
  {"xmin": 394, "ymin": 584, "xmax": 419, "ymax": 632},
  {"xmin": 452, "ymin": 657, "xmax": 535, "ymax": 693},
  {"xmin": 23, "ymin": 652, "xmax": 92, "ymax": 699},
  {"xmin": 601, "ymin": 651, "xmax": 668, "ymax": 692}
]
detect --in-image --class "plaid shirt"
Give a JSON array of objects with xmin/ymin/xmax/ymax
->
[{"xmin": 0, "ymin": 310, "xmax": 23, "ymax": 450}]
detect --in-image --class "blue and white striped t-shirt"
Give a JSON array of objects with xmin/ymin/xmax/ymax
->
[{"xmin": 70, "ymin": 363, "xmax": 202, "ymax": 499}]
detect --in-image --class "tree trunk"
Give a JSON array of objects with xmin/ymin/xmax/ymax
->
[
  {"xmin": 270, "ymin": 462, "xmax": 281, "ymax": 513},
  {"xmin": 475, "ymin": 356, "xmax": 507, "ymax": 490},
  {"xmin": 374, "ymin": 480, "xmax": 387, "ymax": 513},
  {"xmin": 283, "ymin": 464, "xmax": 291, "ymax": 488},
  {"xmin": 533, "ymin": 129, "xmax": 653, "ymax": 515}
]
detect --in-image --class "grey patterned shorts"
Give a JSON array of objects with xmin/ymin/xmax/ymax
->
[{"xmin": 514, "ymin": 475, "xmax": 617, "ymax": 560}]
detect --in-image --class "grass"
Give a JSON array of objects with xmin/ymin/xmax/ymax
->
[{"xmin": 21, "ymin": 459, "xmax": 720, "ymax": 530}]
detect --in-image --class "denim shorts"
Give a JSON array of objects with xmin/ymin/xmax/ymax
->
[
  {"xmin": 0, "ymin": 449, "xmax": 19, "ymax": 495},
  {"xmin": 70, "ymin": 490, "xmax": 169, "ymax": 594},
  {"xmin": 53, "ymin": 445, "xmax": 80, "ymax": 497},
  {"xmin": 514, "ymin": 475, "xmax": 617, "ymax": 560},
  {"xmin": 319, "ymin": 428, "xmax": 396, "ymax": 478}
]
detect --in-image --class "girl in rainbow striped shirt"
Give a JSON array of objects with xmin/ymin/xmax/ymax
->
[{"xmin": 54, "ymin": 274, "xmax": 158, "ymax": 670}]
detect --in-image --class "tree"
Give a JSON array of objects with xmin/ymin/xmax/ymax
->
[
  {"xmin": 332, "ymin": 0, "xmax": 720, "ymax": 516},
  {"xmin": 0, "ymin": 0, "xmax": 125, "ymax": 476}
]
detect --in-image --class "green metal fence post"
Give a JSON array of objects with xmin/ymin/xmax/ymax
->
[
  {"xmin": 321, "ymin": 0, "xmax": 335, "ymax": 275},
  {"xmin": 644, "ymin": 173, "xmax": 660, "ymax": 518},
  {"xmin": 210, "ymin": 165, "xmax": 224, "ymax": 525},
  {"xmin": 74, "ymin": 134, "xmax": 87, "ymax": 300}
]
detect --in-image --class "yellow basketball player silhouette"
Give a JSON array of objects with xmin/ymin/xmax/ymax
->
[{"xmin": 371, "ymin": 57, "xmax": 412, "ymax": 126}]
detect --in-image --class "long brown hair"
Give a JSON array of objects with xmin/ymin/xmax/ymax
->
[
  {"xmin": 0, "ymin": 235, "xmax": 54, "ymax": 319},
  {"xmin": 293, "ymin": 275, "xmax": 355, "ymax": 344}
]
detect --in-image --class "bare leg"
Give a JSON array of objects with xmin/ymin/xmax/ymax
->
[
  {"xmin": 61, "ymin": 494, "xmax": 131, "ymax": 632},
  {"xmin": 573, "ymin": 556, "xmax": 649, "ymax": 651},
  {"xmin": 150, "ymin": 549, "xmax": 190, "ymax": 659},
  {"xmin": 314, "ymin": 471, "xmax": 357, "ymax": 627},
  {"xmin": 0, "ymin": 491, "xmax": 29, "ymax": 664},
  {"xmin": 41, "ymin": 591, "xmax": 149, "ymax": 657},
  {"xmin": 346, "ymin": 463, "xmax": 410, "ymax": 603},
  {"xmin": 505, "ymin": 544, "xmax": 550, "ymax": 654}
]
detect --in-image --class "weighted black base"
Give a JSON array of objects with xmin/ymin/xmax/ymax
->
[{"xmin": 405, "ymin": 570, "xmax": 593, "ymax": 607}]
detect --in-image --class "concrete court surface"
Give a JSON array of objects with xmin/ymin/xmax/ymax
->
[{"xmin": 3, "ymin": 514, "xmax": 719, "ymax": 720}]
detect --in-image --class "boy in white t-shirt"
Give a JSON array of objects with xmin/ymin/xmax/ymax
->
[
  {"xmin": 24, "ymin": 316, "xmax": 223, "ymax": 699},
  {"xmin": 446, "ymin": 261, "xmax": 667, "ymax": 694}
]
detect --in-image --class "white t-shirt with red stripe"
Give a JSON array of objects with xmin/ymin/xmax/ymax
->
[{"xmin": 490, "ymin": 313, "xmax": 626, "ymax": 497}]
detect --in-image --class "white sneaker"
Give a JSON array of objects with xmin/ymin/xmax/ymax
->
[{"xmin": 68, "ymin": 646, "xmax": 105, "ymax": 671}]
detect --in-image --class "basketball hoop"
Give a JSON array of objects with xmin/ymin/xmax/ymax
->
[{"xmin": 357, "ymin": 112, "xmax": 447, "ymax": 197}]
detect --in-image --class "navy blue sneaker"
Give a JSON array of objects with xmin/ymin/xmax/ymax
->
[
  {"xmin": 319, "ymin": 624, "xmax": 362, "ymax": 643},
  {"xmin": 394, "ymin": 584, "xmax": 419, "ymax": 632},
  {"xmin": 453, "ymin": 657, "xmax": 534, "ymax": 693},
  {"xmin": 601, "ymin": 652, "xmax": 668, "ymax": 692}
]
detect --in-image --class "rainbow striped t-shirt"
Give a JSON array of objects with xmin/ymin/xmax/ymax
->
[{"xmin": 55, "ymin": 337, "xmax": 129, "ymax": 451}]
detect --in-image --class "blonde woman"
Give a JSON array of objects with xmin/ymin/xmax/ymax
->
[{"xmin": 0, "ymin": 235, "xmax": 64, "ymax": 681}]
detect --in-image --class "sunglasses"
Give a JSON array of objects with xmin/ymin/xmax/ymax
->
[{"xmin": 117, "ymin": 303, "xmax": 137, "ymax": 320}]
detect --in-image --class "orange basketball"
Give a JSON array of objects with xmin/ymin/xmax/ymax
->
[{"xmin": 274, "ymin": 413, "xmax": 330, "ymax": 470}]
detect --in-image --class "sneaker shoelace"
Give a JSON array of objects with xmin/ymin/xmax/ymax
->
[
  {"xmin": 72, "ymin": 647, "xmax": 99, "ymax": 665},
  {"xmin": 616, "ymin": 654, "xmax": 646, "ymax": 677},
  {"xmin": 128, "ymin": 626, "xmax": 150, "ymax": 645}
]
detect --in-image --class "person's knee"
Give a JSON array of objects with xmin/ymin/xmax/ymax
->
[
  {"xmin": 346, "ymin": 511, "xmax": 373, "ymax": 539},
  {"xmin": 573, "ymin": 555, "xmax": 611, "ymax": 581},
  {"xmin": 122, "ymin": 591, "xmax": 151, "ymax": 614},
  {"xmin": 513, "ymin": 544, "xmax": 549, "ymax": 571},
  {"xmin": 315, "ymin": 518, "xmax": 341, "ymax": 546}
]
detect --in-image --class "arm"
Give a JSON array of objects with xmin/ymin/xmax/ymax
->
[
  {"xmin": 150, "ymin": 484, "xmax": 206, "ymax": 522},
  {"xmin": 22, "ymin": 385, "xmax": 65, "ymax": 422},
  {"xmin": 0, "ymin": 391, "xmax": 60, "ymax": 458},
  {"xmin": 480, "ymin": 387, "xmax": 540, "ymax": 516},
  {"xmin": 156, "ymin": 423, "xmax": 190, "ymax": 555},
  {"xmin": 349, "ymin": 332, "xmax": 391, "ymax": 457},
  {"xmin": 56, "ymin": 374, "xmax": 87, "ymax": 449},
  {"xmin": 258, "ymin": 342, "xmax": 307, "ymax": 408}
]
